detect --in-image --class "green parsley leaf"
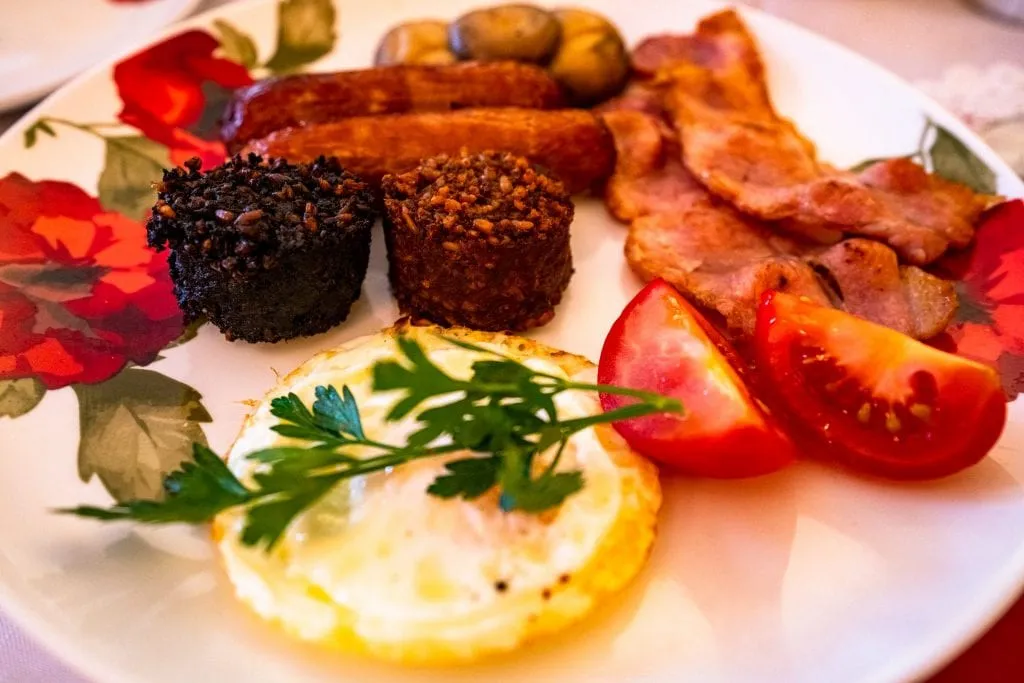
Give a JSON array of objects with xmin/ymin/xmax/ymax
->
[
  {"xmin": 502, "ymin": 471, "xmax": 585, "ymax": 513},
  {"xmin": 63, "ymin": 336, "xmax": 683, "ymax": 551},
  {"xmin": 312, "ymin": 385, "xmax": 365, "ymax": 440},
  {"xmin": 373, "ymin": 337, "xmax": 463, "ymax": 419},
  {"xmin": 469, "ymin": 358, "xmax": 537, "ymax": 387},
  {"xmin": 269, "ymin": 388, "xmax": 362, "ymax": 447},
  {"xmin": 496, "ymin": 444, "xmax": 584, "ymax": 513},
  {"xmin": 270, "ymin": 392, "xmax": 321, "ymax": 434},
  {"xmin": 59, "ymin": 444, "xmax": 251, "ymax": 524},
  {"xmin": 426, "ymin": 456, "xmax": 501, "ymax": 500},
  {"xmin": 242, "ymin": 472, "xmax": 340, "ymax": 548}
]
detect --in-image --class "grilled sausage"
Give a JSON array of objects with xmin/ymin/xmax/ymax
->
[
  {"xmin": 241, "ymin": 108, "xmax": 615, "ymax": 194},
  {"xmin": 221, "ymin": 62, "xmax": 566, "ymax": 151}
]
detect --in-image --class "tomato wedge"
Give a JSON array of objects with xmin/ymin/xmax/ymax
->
[
  {"xmin": 755, "ymin": 291, "xmax": 1007, "ymax": 480},
  {"xmin": 598, "ymin": 279, "xmax": 796, "ymax": 478}
]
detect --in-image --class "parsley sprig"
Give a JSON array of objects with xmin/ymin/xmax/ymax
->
[{"xmin": 63, "ymin": 336, "xmax": 681, "ymax": 550}]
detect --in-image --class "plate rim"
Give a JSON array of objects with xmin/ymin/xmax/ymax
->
[{"xmin": 0, "ymin": 1, "xmax": 1022, "ymax": 682}]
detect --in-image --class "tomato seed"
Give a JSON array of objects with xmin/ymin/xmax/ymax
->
[{"xmin": 909, "ymin": 403, "xmax": 932, "ymax": 422}]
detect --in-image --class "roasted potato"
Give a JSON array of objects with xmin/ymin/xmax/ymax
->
[
  {"xmin": 449, "ymin": 4, "xmax": 561, "ymax": 63},
  {"xmin": 374, "ymin": 20, "xmax": 458, "ymax": 66},
  {"xmin": 549, "ymin": 8, "xmax": 629, "ymax": 106}
]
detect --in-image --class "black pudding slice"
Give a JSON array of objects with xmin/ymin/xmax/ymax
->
[{"xmin": 147, "ymin": 154, "xmax": 377, "ymax": 343}]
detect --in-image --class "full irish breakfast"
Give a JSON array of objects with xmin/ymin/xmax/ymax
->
[{"xmin": 64, "ymin": 3, "xmax": 1017, "ymax": 665}]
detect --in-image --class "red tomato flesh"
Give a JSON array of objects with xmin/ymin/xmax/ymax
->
[
  {"xmin": 599, "ymin": 279, "xmax": 796, "ymax": 478},
  {"xmin": 755, "ymin": 291, "xmax": 1007, "ymax": 480}
]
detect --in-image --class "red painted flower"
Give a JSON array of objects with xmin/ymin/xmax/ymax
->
[
  {"xmin": 113, "ymin": 30, "xmax": 252, "ymax": 168},
  {"xmin": 0, "ymin": 173, "xmax": 183, "ymax": 389},
  {"xmin": 933, "ymin": 199, "xmax": 1024, "ymax": 400},
  {"xmin": 163, "ymin": 128, "xmax": 232, "ymax": 170}
]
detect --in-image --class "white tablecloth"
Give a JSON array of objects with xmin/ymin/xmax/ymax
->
[{"xmin": 0, "ymin": 0, "xmax": 1020, "ymax": 681}]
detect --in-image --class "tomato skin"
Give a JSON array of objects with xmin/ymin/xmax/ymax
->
[
  {"xmin": 599, "ymin": 280, "xmax": 796, "ymax": 478},
  {"xmin": 755, "ymin": 291, "xmax": 1007, "ymax": 480}
]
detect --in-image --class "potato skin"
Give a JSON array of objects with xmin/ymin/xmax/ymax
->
[
  {"xmin": 374, "ymin": 20, "xmax": 457, "ymax": 66},
  {"xmin": 548, "ymin": 8, "xmax": 630, "ymax": 106},
  {"xmin": 449, "ymin": 4, "xmax": 562, "ymax": 63}
]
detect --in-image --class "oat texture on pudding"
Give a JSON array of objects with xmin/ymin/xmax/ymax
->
[
  {"xmin": 147, "ymin": 155, "xmax": 377, "ymax": 343},
  {"xmin": 382, "ymin": 151, "xmax": 574, "ymax": 331}
]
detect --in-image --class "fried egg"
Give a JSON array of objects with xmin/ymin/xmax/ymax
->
[{"xmin": 213, "ymin": 322, "xmax": 661, "ymax": 664}]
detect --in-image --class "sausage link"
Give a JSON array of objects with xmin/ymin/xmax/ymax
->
[
  {"xmin": 221, "ymin": 62, "xmax": 565, "ymax": 151},
  {"xmin": 241, "ymin": 108, "xmax": 615, "ymax": 194}
]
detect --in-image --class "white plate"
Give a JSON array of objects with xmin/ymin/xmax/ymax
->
[
  {"xmin": 0, "ymin": 0, "xmax": 203, "ymax": 111},
  {"xmin": 0, "ymin": 1, "xmax": 1023, "ymax": 682}
]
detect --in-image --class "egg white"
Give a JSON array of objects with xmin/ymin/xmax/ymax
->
[{"xmin": 213, "ymin": 323, "xmax": 661, "ymax": 664}]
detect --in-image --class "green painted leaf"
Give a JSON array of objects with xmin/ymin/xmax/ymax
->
[
  {"xmin": 0, "ymin": 378, "xmax": 46, "ymax": 418},
  {"xmin": 62, "ymin": 444, "xmax": 251, "ymax": 525},
  {"xmin": 849, "ymin": 154, "xmax": 918, "ymax": 173},
  {"xmin": 214, "ymin": 19, "xmax": 259, "ymax": 69},
  {"xmin": 97, "ymin": 136, "xmax": 171, "ymax": 221},
  {"xmin": 23, "ymin": 120, "xmax": 56, "ymax": 149},
  {"xmin": 165, "ymin": 317, "xmax": 205, "ymax": 350},
  {"xmin": 953, "ymin": 281, "xmax": 995, "ymax": 326},
  {"xmin": 849, "ymin": 157, "xmax": 887, "ymax": 173},
  {"xmin": 187, "ymin": 81, "xmax": 236, "ymax": 141},
  {"xmin": 74, "ymin": 368, "xmax": 212, "ymax": 502},
  {"xmin": 264, "ymin": 0, "xmax": 337, "ymax": 74},
  {"xmin": 927, "ymin": 124, "xmax": 997, "ymax": 194}
]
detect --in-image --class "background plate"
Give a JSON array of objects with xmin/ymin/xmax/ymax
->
[{"xmin": 0, "ymin": 0, "xmax": 203, "ymax": 111}]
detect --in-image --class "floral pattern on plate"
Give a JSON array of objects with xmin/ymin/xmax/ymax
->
[
  {"xmin": 934, "ymin": 199, "xmax": 1024, "ymax": 400},
  {"xmin": 4, "ymin": 0, "xmax": 337, "ymax": 502},
  {"xmin": 2, "ymin": 0, "xmax": 1022, "ymax": 504},
  {"xmin": 851, "ymin": 118, "xmax": 1024, "ymax": 399},
  {"xmin": 0, "ymin": 174, "xmax": 182, "ymax": 389}
]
